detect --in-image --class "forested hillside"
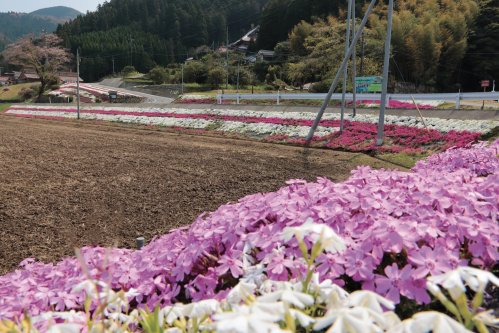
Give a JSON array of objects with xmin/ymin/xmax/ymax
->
[
  {"xmin": 31, "ymin": 6, "xmax": 82, "ymax": 20},
  {"xmin": 0, "ymin": 13, "xmax": 58, "ymax": 52},
  {"xmin": 49, "ymin": 0, "xmax": 496, "ymax": 91},
  {"xmin": 55, "ymin": 0, "xmax": 268, "ymax": 81}
]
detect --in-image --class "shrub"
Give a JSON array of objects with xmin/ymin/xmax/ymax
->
[
  {"xmin": 265, "ymin": 84, "xmax": 275, "ymax": 90},
  {"xmin": 149, "ymin": 67, "xmax": 169, "ymax": 85},
  {"xmin": 1, "ymin": 87, "xmax": 10, "ymax": 92},
  {"xmin": 121, "ymin": 65, "xmax": 136, "ymax": 74},
  {"xmin": 208, "ymin": 67, "xmax": 225, "ymax": 88},
  {"xmin": 18, "ymin": 87, "xmax": 34, "ymax": 98},
  {"xmin": 310, "ymin": 81, "xmax": 331, "ymax": 93},
  {"xmin": 50, "ymin": 84, "xmax": 60, "ymax": 90},
  {"xmin": 171, "ymin": 77, "xmax": 181, "ymax": 84},
  {"xmin": 184, "ymin": 62, "xmax": 209, "ymax": 84}
]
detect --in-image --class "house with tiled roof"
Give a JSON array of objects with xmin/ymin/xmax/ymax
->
[
  {"xmin": 17, "ymin": 68, "xmax": 40, "ymax": 84},
  {"xmin": 55, "ymin": 71, "xmax": 83, "ymax": 84},
  {"xmin": 0, "ymin": 76, "xmax": 9, "ymax": 86}
]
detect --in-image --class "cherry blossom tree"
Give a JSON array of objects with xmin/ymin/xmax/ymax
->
[{"xmin": 3, "ymin": 33, "xmax": 72, "ymax": 95}]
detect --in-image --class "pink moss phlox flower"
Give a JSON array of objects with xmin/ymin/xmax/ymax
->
[
  {"xmin": 375, "ymin": 263, "xmax": 412, "ymax": 304},
  {"xmin": 344, "ymin": 248, "xmax": 375, "ymax": 281},
  {"xmin": 216, "ymin": 255, "xmax": 244, "ymax": 278},
  {"xmin": 401, "ymin": 272, "xmax": 432, "ymax": 305},
  {"xmin": 408, "ymin": 246, "xmax": 446, "ymax": 279}
]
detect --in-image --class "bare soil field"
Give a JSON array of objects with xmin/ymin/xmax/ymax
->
[{"xmin": 0, "ymin": 116, "xmax": 401, "ymax": 274}]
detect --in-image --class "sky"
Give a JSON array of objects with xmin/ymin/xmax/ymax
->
[{"xmin": 0, "ymin": 0, "xmax": 105, "ymax": 14}]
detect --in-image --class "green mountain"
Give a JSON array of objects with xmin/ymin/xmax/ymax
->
[
  {"xmin": 31, "ymin": 6, "xmax": 82, "ymax": 21},
  {"xmin": 56, "ymin": 0, "xmax": 268, "ymax": 81},
  {"xmin": 0, "ymin": 13, "xmax": 59, "ymax": 51}
]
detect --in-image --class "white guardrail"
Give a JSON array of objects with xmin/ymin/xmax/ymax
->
[{"xmin": 215, "ymin": 92, "xmax": 499, "ymax": 109}]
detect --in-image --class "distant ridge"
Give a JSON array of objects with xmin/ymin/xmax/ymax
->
[{"xmin": 30, "ymin": 6, "xmax": 82, "ymax": 21}]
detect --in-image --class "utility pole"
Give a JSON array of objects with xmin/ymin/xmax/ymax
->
[
  {"xmin": 226, "ymin": 26, "xmax": 229, "ymax": 89},
  {"xmin": 236, "ymin": 58, "xmax": 240, "ymax": 92},
  {"xmin": 129, "ymin": 35, "xmax": 134, "ymax": 67},
  {"xmin": 360, "ymin": 29, "xmax": 365, "ymax": 77},
  {"xmin": 351, "ymin": 0, "xmax": 357, "ymax": 117},
  {"xmin": 305, "ymin": 0, "xmax": 377, "ymax": 143},
  {"xmin": 181, "ymin": 63, "xmax": 184, "ymax": 94},
  {"xmin": 112, "ymin": 57, "xmax": 115, "ymax": 75},
  {"xmin": 76, "ymin": 49, "xmax": 80, "ymax": 119},
  {"xmin": 376, "ymin": 0, "xmax": 394, "ymax": 146},
  {"xmin": 339, "ymin": 0, "xmax": 353, "ymax": 133}
]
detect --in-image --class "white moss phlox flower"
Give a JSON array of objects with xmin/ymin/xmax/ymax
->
[
  {"xmin": 281, "ymin": 218, "xmax": 346, "ymax": 254},
  {"xmin": 257, "ymin": 289, "xmax": 314, "ymax": 309},
  {"xmin": 411, "ymin": 311, "xmax": 472, "ymax": 333},
  {"xmin": 347, "ymin": 290, "xmax": 395, "ymax": 314},
  {"xmin": 211, "ymin": 304, "xmax": 282, "ymax": 333},
  {"xmin": 227, "ymin": 282, "xmax": 257, "ymax": 304}
]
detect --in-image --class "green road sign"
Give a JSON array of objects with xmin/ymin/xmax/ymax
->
[{"xmin": 356, "ymin": 76, "xmax": 382, "ymax": 92}]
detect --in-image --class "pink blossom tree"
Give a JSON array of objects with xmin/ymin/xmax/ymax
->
[{"xmin": 3, "ymin": 34, "xmax": 72, "ymax": 95}]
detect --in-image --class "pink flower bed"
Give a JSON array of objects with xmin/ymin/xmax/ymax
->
[
  {"xmin": 177, "ymin": 98, "xmax": 439, "ymax": 109},
  {"xmin": 4, "ymin": 107, "xmax": 481, "ymax": 153},
  {"xmin": 413, "ymin": 140, "xmax": 499, "ymax": 175},
  {"xmin": 334, "ymin": 100, "xmax": 438, "ymax": 109},
  {"xmin": 2, "ymin": 141, "xmax": 499, "ymax": 319}
]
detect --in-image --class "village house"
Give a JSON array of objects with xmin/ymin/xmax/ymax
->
[
  {"xmin": 0, "ymin": 76, "xmax": 9, "ymax": 86},
  {"xmin": 4, "ymin": 71, "xmax": 22, "ymax": 85},
  {"xmin": 55, "ymin": 71, "xmax": 83, "ymax": 84},
  {"xmin": 17, "ymin": 68, "xmax": 41, "ymax": 84}
]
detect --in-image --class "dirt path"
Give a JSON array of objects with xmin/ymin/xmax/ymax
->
[{"xmin": 0, "ymin": 117, "xmax": 395, "ymax": 274}]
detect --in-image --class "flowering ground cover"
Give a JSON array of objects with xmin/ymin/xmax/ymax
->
[
  {"xmin": 178, "ymin": 95, "xmax": 445, "ymax": 109},
  {"xmin": 2, "ymin": 139, "xmax": 499, "ymax": 332},
  {"xmin": 4, "ymin": 105, "xmax": 498, "ymax": 154},
  {"xmin": 49, "ymin": 83, "xmax": 145, "ymax": 103}
]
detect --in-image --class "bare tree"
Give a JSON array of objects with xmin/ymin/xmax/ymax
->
[{"xmin": 3, "ymin": 34, "xmax": 72, "ymax": 95}]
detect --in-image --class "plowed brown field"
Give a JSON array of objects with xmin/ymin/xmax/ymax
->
[{"xmin": 0, "ymin": 116, "xmax": 396, "ymax": 274}]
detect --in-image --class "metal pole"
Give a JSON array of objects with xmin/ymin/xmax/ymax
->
[
  {"xmin": 129, "ymin": 35, "xmax": 134, "ymax": 67},
  {"xmin": 76, "ymin": 49, "xmax": 80, "ymax": 119},
  {"xmin": 482, "ymin": 86, "xmax": 486, "ymax": 110},
  {"xmin": 237, "ymin": 58, "xmax": 240, "ymax": 92},
  {"xmin": 306, "ymin": 0, "xmax": 377, "ymax": 142},
  {"xmin": 181, "ymin": 63, "xmax": 184, "ymax": 94},
  {"xmin": 226, "ymin": 26, "xmax": 229, "ymax": 89},
  {"xmin": 492, "ymin": 80, "xmax": 496, "ymax": 108},
  {"xmin": 352, "ymin": 0, "xmax": 357, "ymax": 117},
  {"xmin": 339, "ymin": 0, "xmax": 353, "ymax": 133},
  {"xmin": 112, "ymin": 57, "xmax": 115, "ymax": 75},
  {"xmin": 136, "ymin": 237, "xmax": 144, "ymax": 250},
  {"xmin": 375, "ymin": 0, "xmax": 394, "ymax": 146},
  {"xmin": 360, "ymin": 30, "xmax": 365, "ymax": 77}
]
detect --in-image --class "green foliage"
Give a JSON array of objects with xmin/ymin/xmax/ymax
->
[
  {"xmin": 208, "ymin": 67, "xmax": 225, "ymax": 88},
  {"xmin": 256, "ymin": 0, "xmax": 347, "ymax": 50},
  {"xmin": 0, "ymin": 13, "xmax": 58, "ymax": 52},
  {"xmin": 370, "ymin": 0, "xmax": 478, "ymax": 90},
  {"xmin": 462, "ymin": 0, "xmax": 499, "ymax": 91},
  {"xmin": 184, "ymin": 62, "xmax": 209, "ymax": 84},
  {"xmin": 149, "ymin": 67, "xmax": 169, "ymax": 85},
  {"xmin": 54, "ymin": 0, "xmax": 266, "ymax": 81},
  {"xmin": 122, "ymin": 66, "xmax": 136, "ymax": 74},
  {"xmin": 30, "ymin": 6, "xmax": 82, "ymax": 20},
  {"xmin": 309, "ymin": 81, "xmax": 330, "ymax": 93},
  {"xmin": 289, "ymin": 20, "xmax": 314, "ymax": 52}
]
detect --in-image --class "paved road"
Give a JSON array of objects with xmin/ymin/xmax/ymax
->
[{"xmin": 92, "ymin": 82, "xmax": 174, "ymax": 103}]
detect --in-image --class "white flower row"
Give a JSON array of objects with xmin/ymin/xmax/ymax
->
[
  {"xmin": 180, "ymin": 94, "xmax": 212, "ymax": 100},
  {"xmin": 9, "ymin": 105, "xmax": 499, "ymax": 134},
  {"xmin": 49, "ymin": 88, "xmax": 97, "ymax": 101},
  {"xmin": 5, "ymin": 109, "xmax": 338, "ymax": 137}
]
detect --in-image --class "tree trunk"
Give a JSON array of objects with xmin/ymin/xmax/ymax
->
[{"xmin": 39, "ymin": 80, "xmax": 47, "ymax": 96}]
